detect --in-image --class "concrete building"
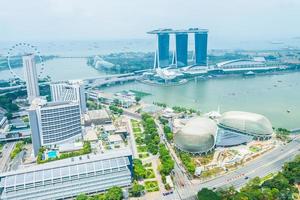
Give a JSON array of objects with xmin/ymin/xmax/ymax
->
[
  {"xmin": 0, "ymin": 148, "xmax": 133, "ymax": 200},
  {"xmin": 157, "ymin": 33, "xmax": 170, "ymax": 68},
  {"xmin": 50, "ymin": 80, "xmax": 86, "ymax": 113},
  {"xmin": 23, "ymin": 54, "xmax": 40, "ymax": 103},
  {"xmin": 84, "ymin": 110, "xmax": 111, "ymax": 126},
  {"xmin": 28, "ymin": 98, "xmax": 82, "ymax": 156}
]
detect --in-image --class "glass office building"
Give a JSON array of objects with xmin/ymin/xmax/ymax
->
[
  {"xmin": 194, "ymin": 32, "xmax": 208, "ymax": 66},
  {"xmin": 175, "ymin": 33, "xmax": 188, "ymax": 67}
]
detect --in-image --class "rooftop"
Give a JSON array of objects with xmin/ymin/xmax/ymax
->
[{"xmin": 147, "ymin": 28, "xmax": 208, "ymax": 34}]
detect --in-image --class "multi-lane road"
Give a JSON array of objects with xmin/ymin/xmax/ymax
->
[
  {"xmin": 0, "ymin": 142, "xmax": 16, "ymax": 172},
  {"xmin": 184, "ymin": 136, "xmax": 300, "ymax": 199}
]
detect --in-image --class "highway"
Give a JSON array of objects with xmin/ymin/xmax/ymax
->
[
  {"xmin": 187, "ymin": 136, "xmax": 300, "ymax": 199},
  {"xmin": 0, "ymin": 142, "xmax": 16, "ymax": 172}
]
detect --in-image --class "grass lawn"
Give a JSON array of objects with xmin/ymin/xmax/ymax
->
[
  {"xmin": 133, "ymin": 127, "xmax": 142, "ymax": 133},
  {"xmin": 200, "ymin": 167, "xmax": 224, "ymax": 178},
  {"xmin": 138, "ymin": 153, "xmax": 149, "ymax": 159},
  {"xmin": 137, "ymin": 145, "xmax": 147, "ymax": 153},
  {"xmin": 249, "ymin": 146, "xmax": 261, "ymax": 153},
  {"xmin": 145, "ymin": 181, "xmax": 159, "ymax": 192},
  {"xmin": 143, "ymin": 162, "xmax": 152, "ymax": 167},
  {"xmin": 145, "ymin": 168, "xmax": 155, "ymax": 179}
]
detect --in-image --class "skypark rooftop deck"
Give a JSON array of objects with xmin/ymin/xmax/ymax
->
[{"xmin": 147, "ymin": 28, "xmax": 208, "ymax": 34}]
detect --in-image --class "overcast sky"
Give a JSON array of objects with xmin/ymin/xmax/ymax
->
[{"xmin": 1, "ymin": 0, "xmax": 300, "ymax": 43}]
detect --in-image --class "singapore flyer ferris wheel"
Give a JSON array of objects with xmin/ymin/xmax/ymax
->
[{"xmin": 6, "ymin": 42, "xmax": 46, "ymax": 81}]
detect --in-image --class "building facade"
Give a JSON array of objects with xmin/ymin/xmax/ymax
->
[
  {"xmin": 0, "ymin": 149, "xmax": 133, "ymax": 200},
  {"xmin": 157, "ymin": 33, "xmax": 170, "ymax": 68},
  {"xmin": 194, "ymin": 32, "xmax": 208, "ymax": 66},
  {"xmin": 50, "ymin": 80, "xmax": 86, "ymax": 113},
  {"xmin": 23, "ymin": 54, "xmax": 40, "ymax": 103},
  {"xmin": 175, "ymin": 33, "xmax": 188, "ymax": 67},
  {"xmin": 28, "ymin": 98, "xmax": 82, "ymax": 156}
]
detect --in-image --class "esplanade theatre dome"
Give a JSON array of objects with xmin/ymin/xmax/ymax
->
[
  {"xmin": 218, "ymin": 111, "xmax": 273, "ymax": 137},
  {"xmin": 174, "ymin": 117, "xmax": 217, "ymax": 154}
]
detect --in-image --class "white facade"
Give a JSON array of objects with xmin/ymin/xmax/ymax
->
[
  {"xmin": 23, "ymin": 54, "xmax": 40, "ymax": 103},
  {"xmin": 28, "ymin": 98, "xmax": 82, "ymax": 156},
  {"xmin": 50, "ymin": 80, "xmax": 86, "ymax": 113}
]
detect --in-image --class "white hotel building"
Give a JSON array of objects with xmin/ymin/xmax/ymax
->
[
  {"xmin": 50, "ymin": 80, "xmax": 86, "ymax": 114},
  {"xmin": 28, "ymin": 98, "xmax": 82, "ymax": 156}
]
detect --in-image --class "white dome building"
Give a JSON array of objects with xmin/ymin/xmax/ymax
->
[
  {"xmin": 218, "ymin": 111, "xmax": 273, "ymax": 139},
  {"xmin": 174, "ymin": 117, "xmax": 217, "ymax": 154}
]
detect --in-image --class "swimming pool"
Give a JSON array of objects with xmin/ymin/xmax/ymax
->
[{"xmin": 47, "ymin": 150, "xmax": 58, "ymax": 159}]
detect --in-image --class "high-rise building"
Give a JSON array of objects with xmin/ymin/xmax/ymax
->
[
  {"xmin": 157, "ymin": 33, "xmax": 170, "ymax": 67},
  {"xmin": 194, "ymin": 32, "xmax": 208, "ymax": 66},
  {"xmin": 175, "ymin": 33, "xmax": 188, "ymax": 67},
  {"xmin": 28, "ymin": 98, "xmax": 82, "ymax": 156},
  {"xmin": 23, "ymin": 54, "xmax": 40, "ymax": 103},
  {"xmin": 50, "ymin": 80, "xmax": 86, "ymax": 114}
]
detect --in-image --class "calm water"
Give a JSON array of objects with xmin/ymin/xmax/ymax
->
[
  {"xmin": 102, "ymin": 72, "xmax": 300, "ymax": 129},
  {"xmin": 1, "ymin": 55, "xmax": 299, "ymax": 129},
  {"xmin": 0, "ymin": 58, "xmax": 105, "ymax": 81}
]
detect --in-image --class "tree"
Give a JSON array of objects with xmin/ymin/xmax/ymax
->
[
  {"xmin": 105, "ymin": 187, "xmax": 123, "ymax": 200},
  {"xmin": 135, "ymin": 96, "xmax": 141, "ymax": 103},
  {"xmin": 76, "ymin": 193, "xmax": 88, "ymax": 200},
  {"xmin": 133, "ymin": 159, "xmax": 146, "ymax": 180},
  {"xmin": 130, "ymin": 181, "xmax": 144, "ymax": 197},
  {"xmin": 197, "ymin": 188, "xmax": 221, "ymax": 200}
]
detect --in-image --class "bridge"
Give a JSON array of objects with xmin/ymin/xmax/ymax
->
[{"xmin": 290, "ymin": 128, "xmax": 300, "ymax": 134}]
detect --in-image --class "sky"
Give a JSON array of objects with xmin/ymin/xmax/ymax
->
[{"xmin": 1, "ymin": 0, "xmax": 300, "ymax": 47}]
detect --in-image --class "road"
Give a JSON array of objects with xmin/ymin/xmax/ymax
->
[
  {"xmin": 187, "ymin": 136, "xmax": 300, "ymax": 199},
  {"xmin": 0, "ymin": 142, "xmax": 16, "ymax": 172},
  {"xmin": 155, "ymin": 118, "xmax": 300, "ymax": 199}
]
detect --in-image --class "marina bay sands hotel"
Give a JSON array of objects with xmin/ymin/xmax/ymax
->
[{"xmin": 147, "ymin": 28, "xmax": 208, "ymax": 68}]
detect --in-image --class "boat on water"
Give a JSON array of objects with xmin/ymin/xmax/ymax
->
[{"xmin": 243, "ymin": 71, "xmax": 255, "ymax": 77}]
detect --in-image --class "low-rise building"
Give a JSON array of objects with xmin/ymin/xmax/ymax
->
[
  {"xmin": 0, "ymin": 148, "xmax": 133, "ymax": 200},
  {"xmin": 84, "ymin": 110, "xmax": 111, "ymax": 126}
]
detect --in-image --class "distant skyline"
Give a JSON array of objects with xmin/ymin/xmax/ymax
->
[{"xmin": 1, "ymin": 0, "xmax": 300, "ymax": 48}]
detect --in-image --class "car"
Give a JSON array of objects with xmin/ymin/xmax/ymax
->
[{"xmin": 245, "ymin": 176, "xmax": 249, "ymax": 180}]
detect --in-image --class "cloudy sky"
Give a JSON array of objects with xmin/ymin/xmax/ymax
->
[{"xmin": 1, "ymin": 0, "xmax": 300, "ymax": 44}]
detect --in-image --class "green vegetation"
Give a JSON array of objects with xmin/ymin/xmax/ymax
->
[
  {"xmin": 137, "ymin": 145, "xmax": 147, "ymax": 153},
  {"xmin": 153, "ymin": 102, "xmax": 167, "ymax": 108},
  {"xmin": 86, "ymin": 99, "xmax": 101, "ymax": 110},
  {"xmin": 0, "ymin": 91, "xmax": 23, "ymax": 117},
  {"xmin": 138, "ymin": 153, "xmax": 150, "ymax": 159},
  {"xmin": 179, "ymin": 152, "xmax": 196, "ymax": 175},
  {"xmin": 200, "ymin": 167, "xmax": 224, "ymax": 179},
  {"xmin": 144, "ymin": 181, "xmax": 159, "ymax": 192},
  {"xmin": 197, "ymin": 155, "xmax": 300, "ymax": 200},
  {"xmin": 129, "ymin": 90, "xmax": 151, "ymax": 98},
  {"xmin": 172, "ymin": 106, "xmax": 197, "ymax": 114},
  {"xmin": 141, "ymin": 113, "xmax": 160, "ymax": 155},
  {"xmin": 197, "ymin": 188, "xmax": 221, "ymax": 200},
  {"xmin": 158, "ymin": 144, "xmax": 174, "ymax": 176},
  {"xmin": 109, "ymin": 105, "xmax": 123, "ymax": 115},
  {"xmin": 198, "ymin": 151, "xmax": 214, "ymax": 165},
  {"xmin": 275, "ymin": 127, "xmax": 291, "ymax": 141},
  {"xmin": 249, "ymin": 146, "xmax": 261, "ymax": 153},
  {"xmin": 145, "ymin": 168, "xmax": 155, "ymax": 179},
  {"xmin": 76, "ymin": 186, "xmax": 123, "ymax": 200},
  {"xmin": 163, "ymin": 125, "xmax": 173, "ymax": 141},
  {"xmin": 10, "ymin": 141, "xmax": 24, "ymax": 159},
  {"xmin": 133, "ymin": 159, "xmax": 146, "ymax": 180},
  {"xmin": 37, "ymin": 141, "xmax": 91, "ymax": 164},
  {"xmin": 129, "ymin": 181, "xmax": 145, "ymax": 197}
]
